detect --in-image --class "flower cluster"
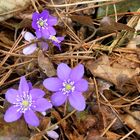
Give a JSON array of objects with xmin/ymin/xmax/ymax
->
[
  {"xmin": 5, "ymin": 8, "xmax": 88, "ymax": 132},
  {"xmin": 4, "ymin": 63, "xmax": 88, "ymax": 127},
  {"xmin": 22, "ymin": 31, "xmax": 49, "ymax": 55},
  {"xmin": 22, "ymin": 10, "xmax": 64, "ymax": 55}
]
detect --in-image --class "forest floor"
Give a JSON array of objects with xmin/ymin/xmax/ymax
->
[{"xmin": 0, "ymin": 0, "xmax": 140, "ymax": 140}]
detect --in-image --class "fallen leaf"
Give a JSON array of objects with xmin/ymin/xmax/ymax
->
[
  {"xmin": 38, "ymin": 50, "xmax": 56, "ymax": 77},
  {"xmin": 70, "ymin": 15, "xmax": 94, "ymax": 27},
  {"xmin": 122, "ymin": 111, "xmax": 140, "ymax": 135},
  {"xmin": 69, "ymin": 133, "xmax": 84, "ymax": 140},
  {"xmin": 0, "ymin": 114, "xmax": 29, "ymax": 140},
  {"xmin": 97, "ymin": 79, "xmax": 112, "ymax": 94},
  {"xmin": 0, "ymin": 0, "xmax": 30, "ymax": 21},
  {"xmin": 86, "ymin": 55, "xmax": 140, "ymax": 91},
  {"xmin": 86, "ymin": 129, "xmax": 107, "ymax": 140},
  {"xmin": 100, "ymin": 16, "xmax": 135, "ymax": 33}
]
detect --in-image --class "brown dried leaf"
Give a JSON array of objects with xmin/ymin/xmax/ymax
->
[
  {"xmin": 101, "ymin": 105, "xmax": 123, "ymax": 130},
  {"xmin": 86, "ymin": 55, "xmax": 140, "ymax": 89},
  {"xmin": 0, "ymin": 115, "xmax": 29, "ymax": 140},
  {"xmin": 100, "ymin": 16, "xmax": 135, "ymax": 33},
  {"xmin": 38, "ymin": 50, "xmax": 56, "ymax": 77},
  {"xmin": 39, "ymin": 117, "xmax": 50, "ymax": 130},
  {"xmin": 17, "ymin": 18, "xmax": 32, "ymax": 29},
  {"xmin": 123, "ymin": 111, "xmax": 140, "ymax": 135},
  {"xmin": 0, "ymin": 0, "xmax": 30, "ymax": 21},
  {"xmin": 30, "ymin": 134, "xmax": 42, "ymax": 140},
  {"xmin": 86, "ymin": 129, "xmax": 107, "ymax": 140},
  {"xmin": 97, "ymin": 79, "xmax": 112, "ymax": 94},
  {"xmin": 69, "ymin": 133, "xmax": 84, "ymax": 140},
  {"xmin": 114, "ymin": 53, "xmax": 139, "ymax": 69},
  {"xmin": 70, "ymin": 15, "xmax": 94, "ymax": 27},
  {"xmin": 72, "ymin": 114, "xmax": 97, "ymax": 133},
  {"xmin": 0, "ymin": 32, "xmax": 14, "ymax": 46}
]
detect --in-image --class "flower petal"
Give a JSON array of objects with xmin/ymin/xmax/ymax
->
[
  {"xmin": 48, "ymin": 26, "xmax": 56, "ymax": 36},
  {"xmin": 32, "ymin": 12, "xmax": 39, "ymax": 29},
  {"xmin": 68, "ymin": 91, "xmax": 86, "ymax": 111},
  {"xmin": 75, "ymin": 79, "xmax": 88, "ymax": 92},
  {"xmin": 22, "ymin": 31, "xmax": 36, "ymax": 41},
  {"xmin": 18, "ymin": 76, "xmax": 29, "ymax": 95},
  {"xmin": 40, "ymin": 41, "xmax": 49, "ymax": 51},
  {"xmin": 30, "ymin": 89, "xmax": 45, "ymax": 100},
  {"xmin": 5, "ymin": 89, "xmax": 19, "ymax": 104},
  {"xmin": 48, "ymin": 16, "xmax": 57, "ymax": 26},
  {"xmin": 23, "ymin": 44, "xmax": 37, "ymax": 55},
  {"xmin": 57, "ymin": 63, "xmax": 71, "ymax": 80},
  {"xmin": 43, "ymin": 78, "xmax": 62, "ymax": 92},
  {"xmin": 28, "ymin": 82, "xmax": 32, "ymax": 90},
  {"xmin": 33, "ymin": 98, "xmax": 52, "ymax": 112},
  {"xmin": 41, "ymin": 10, "xmax": 49, "ymax": 19},
  {"xmin": 4, "ymin": 106, "xmax": 22, "ymax": 122},
  {"xmin": 70, "ymin": 64, "xmax": 84, "ymax": 82},
  {"xmin": 32, "ymin": 21, "xmax": 38, "ymax": 30},
  {"xmin": 32, "ymin": 12, "xmax": 39, "ymax": 21},
  {"xmin": 24, "ymin": 109, "xmax": 39, "ymax": 126},
  {"xmin": 57, "ymin": 36, "xmax": 64, "ymax": 42},
  {"xmin": 53, "ymin": 41, "xmax": 61, "ymax": 50},
  {"xmin": 51, "ymin": 92, "xmax": 67, "ymax": 106},
  {"xmin": 47, "ymin": 130, "xmax": 59, "ymax": 139},
  {"xmin": 35, "ymin": 30, "xmax": 42, "ymax": 38},
  {"xmin": 42, "ymin": 29, "xmax": 50, "ymax": 39}
]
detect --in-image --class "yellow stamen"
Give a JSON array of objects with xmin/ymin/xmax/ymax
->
[
  {"xmin": 65, "ymin": 84, "xmax": 72, "ymax": 90},
  {"xmin": 22, "ymin": 100, "xmax": 29, "ymax": 107},
  {"xmin": 39, "ymin": 21, "xmax": 44, "ymax": 27},
  {"xmin": 50, "ymin": 36, "xmax": 57, "ymax": 41}
]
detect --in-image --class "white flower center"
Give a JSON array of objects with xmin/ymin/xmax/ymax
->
[
  {"xmin": 37, "ymin": 17, "xmax": 48, "ymax": 29},
  {"xmin": 61, "ymin": 79, "xmax": 75, "ymax": 95},
  {"xmin": 14, "ymin": 91, "xmax": 33, "ymax": 113}
]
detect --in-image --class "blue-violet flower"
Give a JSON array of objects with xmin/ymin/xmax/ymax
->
[
  {"xmin": 43, "ymin": 63, "xmax": 88, "ymax": 111},
  {"xmin": 4, "ymin": 76, "xmax": 52, "ymax": 126},
  {"xmin": 49, "ymin": 35, "xmax": 64, "ymax": 50},
  {"xmin": 32, "ymin": 10, "xmax": 57, "ymax": 39},
  {"xmin": 22, "ymin": 31, "xmax": 49, "ymax": 55}
]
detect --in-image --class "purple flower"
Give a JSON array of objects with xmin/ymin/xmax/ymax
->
[
  {"xmin": 32, "ymin": 10, "xmax": 57, "ymax": 39},
  {"xmin": 4, "ymin": 76, "xmax": 52, "ymax": 126},
  {"xmin": 43, "ymin": 63, "xmax": 88, "ymax": 111},
  {"xmin": 49, "ymin": 35, "xmax": 64, "ymax": 50},
  {"xmin": 22, "ymin": 31, "xmax": 48, "ymax": 55},
  {"xmin": 22, "ymin": 31, "xmax": 37, "ymax": 55}
]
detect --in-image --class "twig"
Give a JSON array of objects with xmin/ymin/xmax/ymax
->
[
  {"xmin": 101, "ymin": 118, "xmax": 117, "ymax": 136},
  {"xmin": 47, "ymin": 0, "xmax": 123, "ymax": 8},
  {"xmin": 120, "ymin": 129, "xmax": 135, "ymax": 140},
  {"xmin": 30, "ymin": 0, "xmax": 39, "ymax": 12}
]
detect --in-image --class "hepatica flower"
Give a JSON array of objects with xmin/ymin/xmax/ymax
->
[
  {"xmin": 22, "ymin": 31, "xmax": 49, "ymax": 55},
  {"xmin": 4, "ymin": 76, "xmax": 52, "ymax": 126},
  {"xmin": 49, "ymin": 35, "xmax": 64, "ymax": 50},
  {"xmin": 43, "ymin": 63, "xmax": 88, "ymax": 111},
  {"xmin": 32, "ymin": 10, "xmax": 57, "ymax": 39}
]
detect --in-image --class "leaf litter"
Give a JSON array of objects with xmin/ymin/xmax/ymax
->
[{"xmin": 0, "ymin": 0, "xmax": 140, "ymax": 140}]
